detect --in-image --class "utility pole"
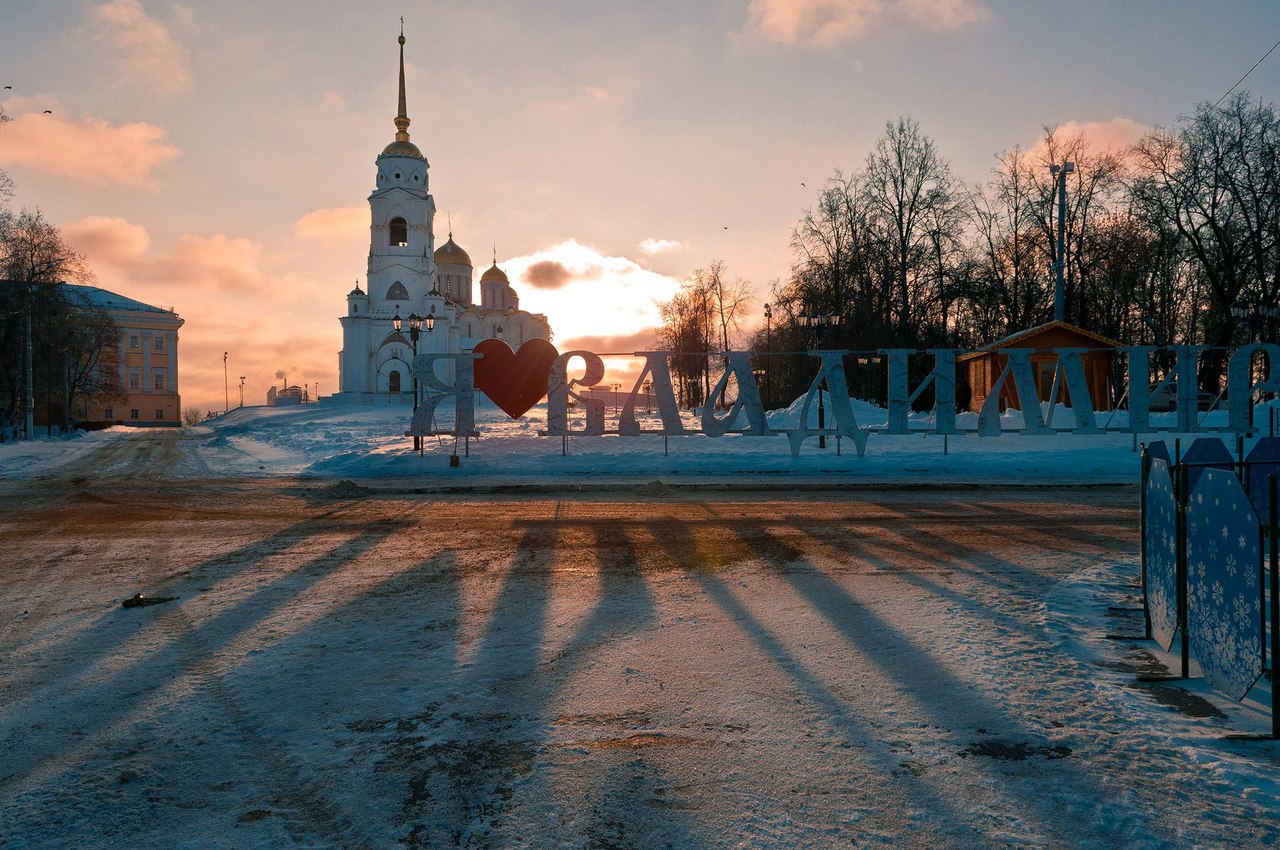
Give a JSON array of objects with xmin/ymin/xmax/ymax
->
[
  {"xmin": 23, "ymin": 283, "xmax": 33, "ymax": 440},
  {"xmin": 1050, "ymin": 161, "xmax": 1074, "ymax": 323}
]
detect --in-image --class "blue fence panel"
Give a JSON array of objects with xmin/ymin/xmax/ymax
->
[
  {"xmin": 1244, "ymin": 437, "xmax": 1280, "ymax": 520},
  {"xmin": 1145, "ymin": 457, "xmax": 1179, "ymax": 652},
  {"xmin": 1183, "ymin": 437, "xmax": 1234, "ymax": 494},
  {"xmin": 1147, "ymin": 440, "xmax": 1171, "ymax": 465},
  {"xmin": 1186, "ymin": 468, "xmax": 1265, "ymax": 700}
]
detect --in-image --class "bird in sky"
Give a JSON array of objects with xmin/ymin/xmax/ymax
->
[
  {"xmin": 801, "ymin": 182, "xmax": 806, "ymax": 187},
  {"xmin": 42, "ymin": 109, "xmax": 51, "ymax": 114},
  {"xmin": 3, "ymin": 86, "xmax": 11, "ymax": 90}
]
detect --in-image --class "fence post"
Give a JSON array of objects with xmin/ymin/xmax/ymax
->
[
  {"xmin": 1271, "ymin": 476, "xmax": 1279, "ymax": 739},
  {"xmin": 1177, "ymin": 459, "xmax": 1190, "ymax": 680},
  {"xmin": 1140, "ymin": 444, "xmax": 1152, "ymax": 639}
]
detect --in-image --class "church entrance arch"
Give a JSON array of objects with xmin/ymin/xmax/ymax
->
[{"xmin": 377, "ymin": 357, "xmax": 410, "ymax": 396}]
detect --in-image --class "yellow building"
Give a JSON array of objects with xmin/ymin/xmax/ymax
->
[{"xmin": 68, "ymin": 284, "xmax": 185, "ymax": 427}]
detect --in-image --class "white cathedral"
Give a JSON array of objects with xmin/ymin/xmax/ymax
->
[{"xmin": 333, "ymin": 30, "xmax": 552, "ymax": 402}]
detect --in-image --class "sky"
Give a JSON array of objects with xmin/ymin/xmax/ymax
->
[{"xmin": 1, "ymin": 0, "xmax": 1278, "ymax": 413}]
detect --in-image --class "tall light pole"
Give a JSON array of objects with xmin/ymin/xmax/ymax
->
[
  {"xmin": 239, "ymin": 376, "xmax": 245, "ymax": 408},
  {"xmin": 1049, "ymin": 161, "xmax": 1074, "ymax": 323},
  {"xmin": 762, "ymin": 302, "xmax": 773, "ymax": 409},
  {"xmin": 798, "ymin": 312, "xmax": 840, "ymax": 448},
  {"xmin": 223, "ymin": 351, "xmax": 229, "ymax": 414}
]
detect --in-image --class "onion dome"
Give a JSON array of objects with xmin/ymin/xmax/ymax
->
[
  {"xmin": 434, "ymin": 234, "xmax": 472, "ymax": 266},
  {"xmin": 481, "ymin": 262, "xmax": 509, "ymax": 283}
]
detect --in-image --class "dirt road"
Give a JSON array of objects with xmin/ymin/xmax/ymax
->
[{"xmin": 0, "ymin": 434, "xmax": 1273, "ymax": 848}]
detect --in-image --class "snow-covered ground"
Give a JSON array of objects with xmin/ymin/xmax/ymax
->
[
  {"xmin": 2, "ymin": 400, "xmax": 1278, "ymax": 848},
  {"xmin": 1, "ymin": 397, "xmax": 1263, "ymax": 483}
]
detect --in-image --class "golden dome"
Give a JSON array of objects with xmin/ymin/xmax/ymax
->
[
  {"xmin": 434, "ymin": 236, "xmax": 472, "ymax": 267},
  {"xmin": 380, "ymin": 140, "xmax": 424, "ymax": 159},
  {"xmin": 481, "ymin": 262, "xmax": 509, "ymax": 283}
]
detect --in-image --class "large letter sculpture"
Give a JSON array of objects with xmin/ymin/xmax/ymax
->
[
  {"xmin": 787, "ymin": 351, "xmax": 868, "ymax": 456},
  {"xmin": 410, "ymin": 352, "xmax": 479, "ymax": 437},
  {"xmin": 885, "ymin": 349, "xmax": 957, "ymax": 435},
  {"xmin": 618, "ymin": 353, "xmax": 685, "ymax": 435},
  {"xmin": 702, "ymin": 352, "xmax": 772, "ymax": 438},
  {"xmin": 546, "ymin": 350, "xmax": 606, "ymax": 436},
  {"xmin": 1227, "ymin": 343, "xmax": 1280, "ymax": 433}
]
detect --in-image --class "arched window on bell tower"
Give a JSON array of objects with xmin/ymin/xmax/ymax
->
[
  {"xmin": 386, "ymin": 281, "xmax": 409, "ymax": 300},
  {"xmin": 389, "ymin": 217, "xmax": 408, "ymax": 247}
]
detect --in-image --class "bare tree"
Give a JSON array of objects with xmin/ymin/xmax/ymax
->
[
  {"xmin": 0, "ymin": 209, "xmax": 99, "ymax": 433},
  {"xmin": 863, "ymin": 117, "xmax": 962, "ymax": 344},
  {"xmin": 1130, "ymin": 92, "xmax": 1280, "ymax": 385}
]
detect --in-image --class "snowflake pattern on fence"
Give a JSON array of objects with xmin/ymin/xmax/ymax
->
[
  {"xmin": 1145, "ymin": 457, "xmax": 1178, "ymax": 652},
  {"xmin": 1183, "ymin": 437, "xmax": 1234, "ymax": 495},
  {"xmin": 1186, "ymin": 468, "xmax": 1264, "ymax": 701}
]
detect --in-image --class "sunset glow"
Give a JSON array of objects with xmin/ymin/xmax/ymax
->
[{"xmin": 2, "ymin": 1, "xmax": 1276, "ymax": 412}]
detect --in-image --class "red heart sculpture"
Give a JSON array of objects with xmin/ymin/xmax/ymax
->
[{"xmin": 473, "ymin": 338, "xmax": 559, "ymax": 419}]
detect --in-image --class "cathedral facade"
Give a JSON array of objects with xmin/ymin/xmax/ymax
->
[{"xmin": 333, "ymin": 31, "xmax": 551, "ymax": 402}]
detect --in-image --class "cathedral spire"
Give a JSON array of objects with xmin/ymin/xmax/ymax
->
[{"xmin": 394, "ymin": 20, "xmax": 411, "ymax": 143}]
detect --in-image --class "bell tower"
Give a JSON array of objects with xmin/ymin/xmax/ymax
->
[{"xmin": 366, "ymin": 23, "xmax": 436, "ymax": 310}]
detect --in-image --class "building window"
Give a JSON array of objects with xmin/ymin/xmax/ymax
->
[
  {"xmin": 104, "ymin": 407, "xmax": 113, "ymax": 420},
  {"xmin": 130, "ymin": 409, "xmax": 139, "ymax": 419},
  {"xmin": 388, "ymin": 370, "xmax": 401, "ymax": 393},
  {"xmin": 129, "ymin": 334, "xmax": 140, "ymax": 349},
  {"xmin": 156, "ymin": 409, "xmax": 164, "ymax": 420},
  {"xmin": 386, "ymin": 281, "xmax": 409, "ymax": 300},
  {"xmin": 389, "ymin": 217, "xmax": 408, "ymax": 247},
  {"xmin": 128, "ymin": 369, "xmax": 141, "ymax": 389},
  {"xmin": 154, "ymin": 336, "xmax": 165, "ymax": 351},
  {"xmin": 153, "ymin": 369, "xmax": 167, "ymax": 390}
]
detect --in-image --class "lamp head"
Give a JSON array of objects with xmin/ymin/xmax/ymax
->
[{"xmin": 392, "ymin": 312, "xmax": 402, "ymax": 332}]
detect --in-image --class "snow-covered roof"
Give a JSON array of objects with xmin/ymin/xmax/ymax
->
[{"xmin": 63, "ymin": 283, "xmax": 177, "ymax": 316}]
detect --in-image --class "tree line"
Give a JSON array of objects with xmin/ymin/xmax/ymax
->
[
  {"xmin": 660, "ymin": 92, "xmax": 1280, "ymax": 408},
  {"xmin": 0, "ymin": 105, "xmax": 125, "ymax": 439}
]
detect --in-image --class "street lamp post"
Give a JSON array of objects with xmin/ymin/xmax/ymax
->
[
  {"xmin": 642, "ymin": 379, "xmax": 652, "ymax": 415},
  {"xmin": 239, "ymin": 376, "xmax": 245, "ymax": 408},
  {"xmin": 798, "ymin": 312, "xmax": 840, "ymax": 448},
  {"xmin": 223, "ymin": 351, "xmax": 229, "ymax": 414},
  {"xmin": 611, "ymin": 382, "xmax": 621, "ymax": 417},
  {"xmin": 762, "ymin": 302, "xmax": 773, "ymax": 409}
]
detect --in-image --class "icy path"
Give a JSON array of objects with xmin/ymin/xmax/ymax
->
[{"xmin": 2, "ymin": 483, "xmax": 1277, "ymax": 848}]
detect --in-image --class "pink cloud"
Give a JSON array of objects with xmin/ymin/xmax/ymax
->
[
  {"xmin": 747, "ymin": 0, "xmax": 987, "ymax": 46},
  {"xmin": 94, "ymin": 0, "xmax": 193, "ymax": 96},
  {"xmin": 61, "ymin": 217, "xmax": 343, "ymax": 411},
  {"xmin": 294, "ymin": 206, "xmax": 368, "ymax": 242},
  {"xmin": 1042, "ymin": 117, "xmax": 1151, "ymax": 153},
  {"xmin": 0, "ymin": 100, "xmax": 180, "ymax": 188},
  {"xmin": 62, "ymin": 216, "xmax": 151, "ymax": 265}
]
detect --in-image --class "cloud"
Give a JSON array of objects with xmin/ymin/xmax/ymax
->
[
  {"xmin": 62, "ymin": 217, "xmax": 151, "ymax": 265},
  {"xmin": 503, "ymin": 240, "xmax": 684, "ymax": 347},
  {"xmin": 531, "ymin": 86, "xmax": 616, "ymax": 116},
  {"xmin": 639, "ymin": 238, "xmax": 684, "ymax": 255},
  {"xmin": 60, "ymin": 216, "xmax": 343, "ymax": 411},
  {"xmin": 1041, "ymin": 117, "xmax": 1151, "ymax": 153},
  {"xmin": 558, "ymin": 328, "xmax": 664, "ymax": 355},
  {"xmin": 522, "ymin": 260, "xmax": 574, "ymax": 290},
  {"xmin": 746, "ymin": 0, "xmax": 987, "ymax": 46},
  {"xmin": 94, "ymin": 0, "xmax": 193, "ymax": 96},
  {"xmin": 0, "ymin": 99, "xmax": 180, "ymax": 188},
  {"xmin": 294, "ymin": 206, "xmax": 367, "ymax": 242}
]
